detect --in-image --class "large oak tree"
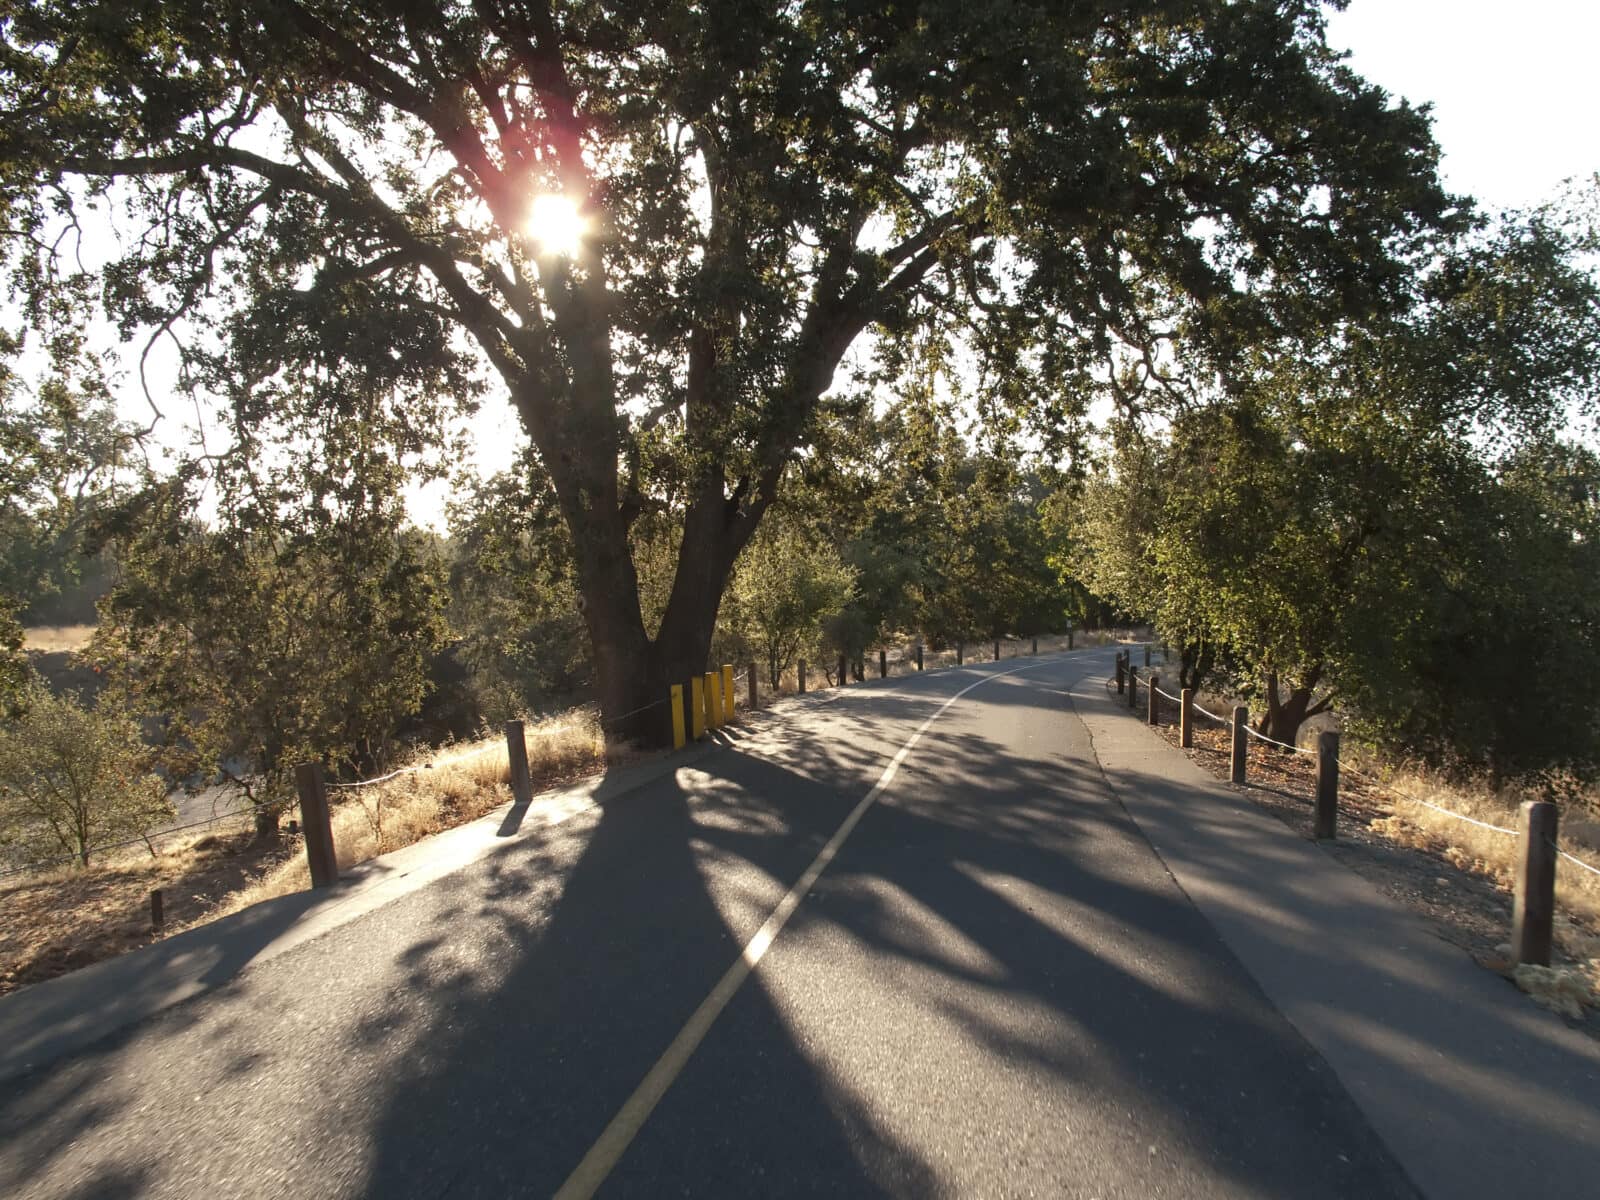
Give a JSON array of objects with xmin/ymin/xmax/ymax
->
[{"xmin": 0, "ymin": 0, "xmax": 1456, "ymax": 742}]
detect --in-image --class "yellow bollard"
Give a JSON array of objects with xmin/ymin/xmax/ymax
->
[
  {"xmin": 705, "ymin": 670, "xmax": 722, "ymax": 728},
  {"xmin": 690, "ymin": 675, "xmax": 706, "ymax": 740},
  {"xmin": 670, "ymin": 684, "xmax": 686, "ymax": 750},
  {"xmin": 721, "ymin": 664, "xmax": 735, "ymax": 720}
]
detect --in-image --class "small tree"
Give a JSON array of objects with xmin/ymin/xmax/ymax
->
[
  {"xmin": 0, "ymin": 681, "xmax": 172, "ymax": 868},
  {"xmin": 730, "ymin": 522, "xmax": 856, "ymax": 691},
  {"xmin": 95, "ymin": 471, "xmax": 450, "ymax": 837}
]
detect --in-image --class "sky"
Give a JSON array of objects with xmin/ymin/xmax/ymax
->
[{"xmin": 1324, "ymin": 0, "xmax": 1600, "ymax": 213}]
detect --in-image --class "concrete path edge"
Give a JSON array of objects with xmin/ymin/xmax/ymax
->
[{"xmin": 1067, "ymin": 660, "xmax": 1600, "ymax": 1199}]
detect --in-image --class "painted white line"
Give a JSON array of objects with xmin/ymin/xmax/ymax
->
[{"xmin": 553, "ymin": 658, "xmax": 1063, "ymax": 1199}]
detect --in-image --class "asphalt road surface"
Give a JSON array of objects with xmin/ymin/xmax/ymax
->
[{"xmin": 0, "ymin": 650, "xmax": 1418, "ymax": 1198}]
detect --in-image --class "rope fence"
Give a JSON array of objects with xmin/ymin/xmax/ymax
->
[
  {"xmin": 0, "ymin": 806, "xmax": 251, "ymax": 880},
  {"xmin": 1244, "ymin": 724, "xmax": 1316, "ymax": 757},
  {"xmin": 1559, "ymin": 846, "xmax": 1600, "ymax": 879},
  {"xmin": 1108, "ymin": 640, "xmax": 1599, "ymax": 969},
  {"xmin": 327, "ymin": 740, "xmax": 504, "ymax": 791}
]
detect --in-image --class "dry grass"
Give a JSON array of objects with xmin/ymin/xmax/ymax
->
[
  {"xmin": 0, "ymin": 829, "xmax": 295, "ymax": 996},
  {"xmin": 1358, "ymin": 766, "xmax": 1600, "ymax": 929},
  {"xmin": 1363, "ymin": 766, "xmax": 1600, "ymax": 1003},
  {"xmin": 1150, "ymin": 686, "xmax": 1600, "ymax": 1023},
  {"xmin": 0, "ymin": 706, "xmax": 614, "ymax": 995},
  {"xmin": 21, "ymin": 624, "xmax": 97, "ymax": 652},
  {"xmin": 218, "ymin": 709, "xmax": 606, "ymax": 913}
]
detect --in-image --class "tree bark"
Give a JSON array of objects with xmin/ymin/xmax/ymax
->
[
  {"xmin": 1256, "ymin": 665, "xmax": 1334, "ymax": 748},
  {"xmin": 1178, "ymin": 640, "xmax": 1215, "ymax": 693}
]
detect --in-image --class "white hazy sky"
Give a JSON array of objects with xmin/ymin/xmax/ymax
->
[{"xmin": 1325, "ymin": 0, "xmax": 1600, "ymax": 212}]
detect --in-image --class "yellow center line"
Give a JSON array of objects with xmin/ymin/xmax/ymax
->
[{"xmin": 553, "ymin": 658, "xmax": 1064, "ymax": 1199}]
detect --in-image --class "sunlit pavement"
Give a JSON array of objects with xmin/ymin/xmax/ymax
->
[{"xmin": 0, "ymin": 648, "xmax": 1567, "ymax": 1197}]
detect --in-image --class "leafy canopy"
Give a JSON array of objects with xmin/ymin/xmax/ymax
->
[{"xmin": 0, "ymin": 0, "xmax": 1459, "ymax": 732}]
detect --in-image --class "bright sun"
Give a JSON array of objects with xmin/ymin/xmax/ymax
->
[{"xmin": 528, "ymin": 193, "xmax": 587, "ymax": 257}]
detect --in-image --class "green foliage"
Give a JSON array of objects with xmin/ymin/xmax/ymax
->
[
  {"xmin": 727, "ymin": 518, "xmax": 857, "ymax": 690},
  {"xmin": 446, "ymin": 464, "xmax": 590, "ymax": 725},
  {"xmin": 0, "ymin": 603, "xmax": 26, "ymax": 717},
  {"xmin": 94, "ymin": 456, "xmax": 450, "ymax": 830},
  {"xmin": 1060, "ymin": 209, "xmax": 1600, "ymax": 772},
  {"xmin": 791, "ymin": 393, "xmax": 1076, "ymax": 654},
  {"xmin": 0, "ymin": 0, "xmax": 1461, "ymax": 736},
  {"xmin": 0, "ymin": 337, "xmax": 136, "ymax": 696},
  {"xmin": 1343, "ymin": 441, "xmax": 1600, "ymax": 779},
  {"xmin": 0, "ymin": 678, "xmax": 172, "ymax": 868}
]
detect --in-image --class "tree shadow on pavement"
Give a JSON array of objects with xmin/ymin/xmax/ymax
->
[
  {"xmin": 0, "ymin": 657, "xmax": 1422, "ymax": 1198},
  {"xmin": 356, "ymin": 665, "xmax": 1413, "ymax": 1198}
]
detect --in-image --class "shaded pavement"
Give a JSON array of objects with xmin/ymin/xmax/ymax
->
[{"xmin": 0, "ymin": 649, "xmax": 1567, "ymax": 1196}]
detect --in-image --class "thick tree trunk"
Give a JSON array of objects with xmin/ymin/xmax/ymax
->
[
  {"xmin": 1256, "ymin": 665, "xmax": 1333, "ymax": 748},
  {"xmin": 563, "ymin": 468, "xmax": 757, "ymax": 749},
  {"xmin": 1178, "ymin": 640, "xmax": 1215, "ymax": 693}
]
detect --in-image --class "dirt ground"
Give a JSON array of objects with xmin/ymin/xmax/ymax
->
[
  {"xmin": 1146, "ymin": 688, "xmax": 1600, "ymax": 1039},
  {"xmin": 0, "ymin": 831, "xmax": 298, "ymax": 997}
]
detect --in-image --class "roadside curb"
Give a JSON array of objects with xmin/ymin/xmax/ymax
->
[{"xmin": 0, "ymin": 742, "xmax": 711, "ymax": 1085}]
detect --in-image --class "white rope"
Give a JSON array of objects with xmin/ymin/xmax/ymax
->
[
  {"xmin": 328, "ymin": 764, "xmax": 426, "ymax": 790},
  {"xmin": 1244, "ymin": 724, "xmax": 1316, "ymax": 757},
  {"xmin": 1191, "ymin": 701, "xmax": 1229, "ymax": 724},
  {"xmin": 0, "ymin": 807, "xmax": 250, "ymax": 879},
  {"xmin": 1154, "ymin": 685, "xmax": 1182, "ymax": 703},
  {"xmin": 327, "ymin": 740, "xmax": 501, "ymax": 790},
  {"xmin": 1393, "ymin": 792, "xmax": 1519, "ymax": 836},
  {"xmin": 601, "ymin": 696, "xmax": 668, "ymax": 727},
  {"xmin": 1333, "ymin": 754, "xmax": 1525, "ymax": 838},
  {"xmin": 1558, "ymin": 847, "xmax": 1600, "ymax": 878}
]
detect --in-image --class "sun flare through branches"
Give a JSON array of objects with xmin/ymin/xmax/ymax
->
[{"xmin": 527, "ymin": 193, "xmax": 587, "ymax": 257}]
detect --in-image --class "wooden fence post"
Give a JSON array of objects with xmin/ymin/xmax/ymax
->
[
  {"xmin": 1513, "ymin": 801, "xmax": 1559, "ymax": 966},
  {"xmin": 993, "ymin": 640, "xmax": 1000, "ymax": 662},
  {"xmin": 293, "ymin": 762, "xmax": 338, "ymax": 889},
  {"xmin": 1032, "ymin": 636, "xmax": 1038, "ymax": 655},
  {"xmin": 721, "ymin": 664, "xmax": 735, "ymax": 720},
  {"xmin": 670, "ymin": 685, "xmax": 686, "ymax": 750},
  {"xmin": 1230, "ymin": 707, "xmax": 1248, "ymax": 785},
  {"xmin": 150, "ymin": 888, "xmax": 164, "ymax": 932},
  {"xmin": 1148, "ymin": 674, "xmax": 1160, "ymax": 725},
  {"xmin": 1180, "ymin": 688, "xmax": 1194, "ymax": 748},
  {"xmin": 837, "ymin": 653, "xmax": 847, "ymax": 687},
  {"xmin": 1068, "ymin": 628, "xmax": 1074, "ymax": 650},
  {"xmin": 505, "ymin": 719, "xmax": 531, "ymax": 802},
  {"xmin": 748, "ymin": 662, "xmax": 759, "ymax": 710},
  {"xmin": 879, "ymin": 649, "xmax": 887, "ymax": 678},
  {"xmin": 916, "ymin": 643, "xmax": 924, "ymax": 670},
  {"xmin": 1143, "ymin": 643, "xmax": 1151, "ymax": 667},
  {"xmin": 1115, "ymin": 653, "xmax": 1126, "ymax": 695},
  {"xmin": 1128, "ymin": 666, "xmax": 1139, "ymax": 710},
  {"xmin": 798, "ymin": 659, "xmax": 807, "ymax": 693},
  {"xmin": 690, "ymin": 675, "xmax": 706, "ymax": 739},
  {"xmin": 1314, "ymin": 731, "xmax": 1340, "ymax": 840}
]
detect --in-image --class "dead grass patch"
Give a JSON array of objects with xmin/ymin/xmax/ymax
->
[
  {"xmin": 20, "ymin": 624, "xmax": 96, "ymax": 653},
  {"xmin": 0, "ymin": 830, "xmax": 295, "ymax": 996},
  {"xmin": 0, "ymin": 705, "xmax": 617, "ymax": 995},
  {"xmin": 217, "ymin": 708, "xmax": 607, "ymax": 914}
]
